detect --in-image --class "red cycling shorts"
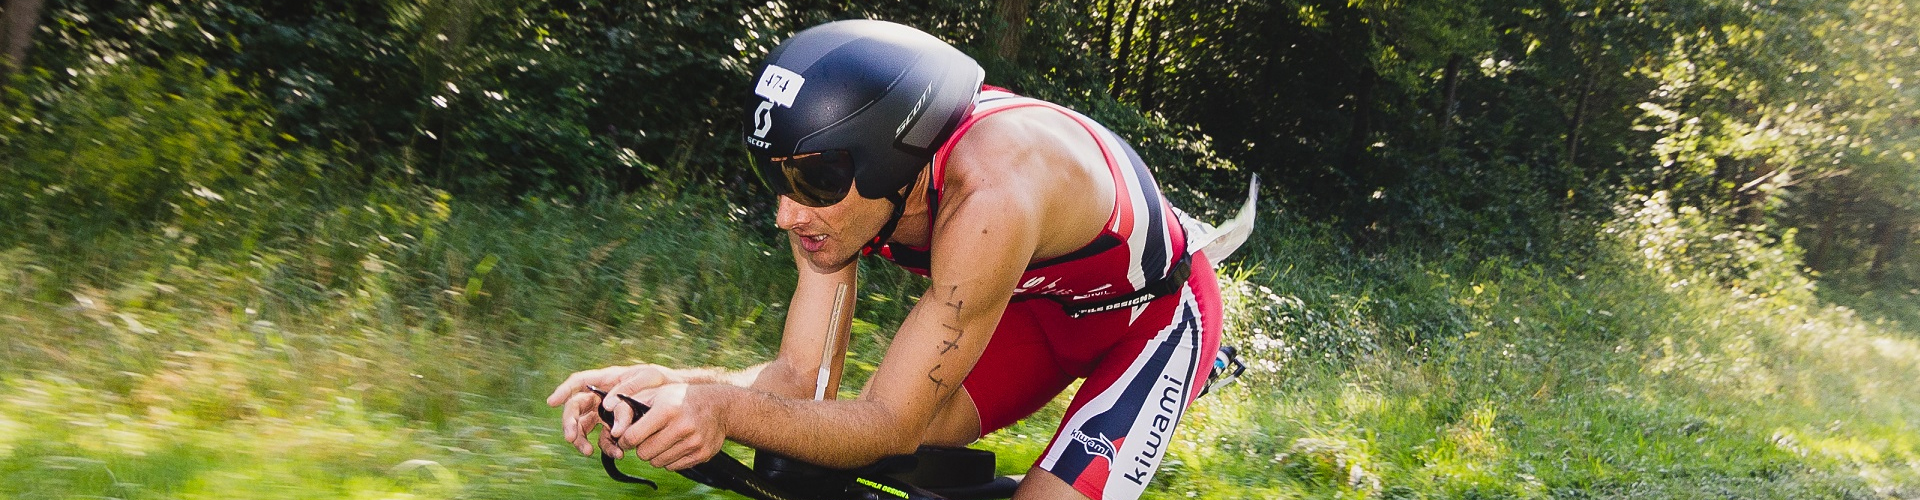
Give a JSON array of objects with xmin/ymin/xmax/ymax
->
[{"xmin": 960, "ymin": 251, "xmax": 1223, "ymax": 500}]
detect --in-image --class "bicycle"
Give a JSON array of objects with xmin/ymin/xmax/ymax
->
[{"xmin": 585, "ymin": 346, "xmax": 1246, "ymax": 500}]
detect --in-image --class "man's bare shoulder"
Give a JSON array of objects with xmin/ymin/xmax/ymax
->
[
  {"xmin": 937, "ymin": 106, "xmax": 1115, "ymax": 262},
  {"xmin": 945, "ymin": 107, "xmax": 1107, "ymax": 189}
]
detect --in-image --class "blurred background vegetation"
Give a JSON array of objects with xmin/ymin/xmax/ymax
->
[{"xmin": 1, "ymin": 0, "xmax": 1918, "ymax": 498}]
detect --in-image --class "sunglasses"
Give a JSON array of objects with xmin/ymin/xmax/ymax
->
[{"xmin": 756, "ymin": 149, "xmax": 855, "ymax": 207}]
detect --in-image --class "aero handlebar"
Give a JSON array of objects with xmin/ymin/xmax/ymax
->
[{"xmin": 587, "ymin": 386, "xmax": 811, "ymax": 500}]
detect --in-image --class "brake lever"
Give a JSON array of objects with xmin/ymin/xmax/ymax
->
[{"xmin": 588, "ymin": 385, "xmax": 659, "ymax": 489}]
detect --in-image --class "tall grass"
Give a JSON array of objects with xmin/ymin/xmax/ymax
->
[
  {"xmin": 1144, "ymin": 194, "xmax": 1920, "ymax": 499},
  {"xmin": 7, "ymin": 179, "xmax": 1918, "ymax": 498},
  {"xmin": 0, "ymin": 175, "xmax": 943, "ymax": 499}
]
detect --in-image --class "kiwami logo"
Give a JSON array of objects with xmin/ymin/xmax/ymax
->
[
  {"xmin": 747, "ymin": 100, "xmax": 774, "ymax": 148},
  {"xmin": 1069, "ymin": 429, "xmax": 1116, "ymax": 461},
  {"xmin": 1122, "ymin": 372, "xmax": 1187, "ymax": 486}
]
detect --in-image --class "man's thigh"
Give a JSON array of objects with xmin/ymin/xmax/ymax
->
[
  {"xmin": 1014, "ymin": 465, "xmax": 1091, "ymax": 500},
  {"xmin": 1030, "ymin": 255, "xmax": 1224, "ymax": 500}
]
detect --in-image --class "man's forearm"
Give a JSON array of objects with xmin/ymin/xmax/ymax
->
[
  {"xmin": 696, "ymin": 384, "xmax": 918, "ymax": 468},
  {"xmin": 673, "ymin": 361, "xmax": 815, "ymax": 400},
  {"xmin": 668, "ymin": 364, "xmax": 765, "ymax": 387}
]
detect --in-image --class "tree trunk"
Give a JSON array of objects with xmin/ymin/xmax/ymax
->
[
  {"xmin": 1340, "ymin": 66, "xmax": 1378, "ymax": 180},
  {"xmin": 1111, "ymin": 0, "xmax": 1145, "ymax": 99},
  {"xmin": 1438, "ymin": 53, "xmax": 1463, "ymax": 135},
  {"xmin": 1098, "ymin": 0, "xmax": 1117, "ymax": 77},
  {"xmin": 1142, "ymin": 15, "xmax": 1164, "ymax": 111},
  {"xmin": 1734, "ymin": 160, "xmax": 1776, "ymax": 226},
  {"xmin": 1868, "ymin": 213, "xmax": 1909, "ymax": 282},
  {"xmin": 993, "ymin": 0, "xmax": 1030, "ymax": 63},
  {"xmin": 1, "ymin": 0, "xmax": 47, "ymax": 86},
  {"xmin": 1809, "ymin": 216, "xmax": 1837, "ymax": 272},
  {"xmin": 1565, "ymin": 71, "xmax": 1597, "ymax": 166},
  {"xmin": 1807, "ymin": 184, "xmax": 1850, "ymax": 272}
]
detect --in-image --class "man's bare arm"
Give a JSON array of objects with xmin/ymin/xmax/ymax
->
[
  {"xmin": 677, "ymin": 178, "xmax": 1042, "ymax": 467},
  {"xmin": 550, "ymin": 227, "xmax": 860, "ymax": 457},
  {"xmin": 752, "ymin": 228, "xmax": 862, "ymax": 399},
  {"xmin": 691, "ymin": 275, "xmax": 1024, "ymax": 467}
]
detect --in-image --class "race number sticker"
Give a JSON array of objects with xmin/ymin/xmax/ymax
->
[{"xmin": 755, "ymin": 64, "xmax": 806, "ymax": 108}]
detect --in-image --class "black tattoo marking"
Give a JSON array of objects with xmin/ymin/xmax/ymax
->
[
  {"xmin": 935, "ymin": 285, "xmax": 966, "ymax": 356},
  {"xmin": 927, "ymin": 364, "xmax": 948, "ymax": 392},
  {"xmin": 942, "ymin": 286, "xmax": 964, "ymax": 314},
  {"xmin": 930, "ymin": 285, "xmax": 966, "ymax": 392}
]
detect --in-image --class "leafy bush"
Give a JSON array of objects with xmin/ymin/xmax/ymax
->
[
  {"xmin": 1, "ymin": 57, "xmax": 269, "ymax": 240},
  {"xmin": 1603, "ymin": 191, "xmax": 1814, "ymax": 302}
]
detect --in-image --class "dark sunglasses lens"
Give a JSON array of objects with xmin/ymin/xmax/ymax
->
[
  {"xmin": 778, "ymin": 150, "xmax": 853, "ymax": 207},
  {"xmin": 752, "ymin": 156, "xmax": 794, "ymax": 196}
]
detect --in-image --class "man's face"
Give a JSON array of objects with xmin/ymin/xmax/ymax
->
[{"xmin": 774, "ymin": 185, "xmax": 893, "ymax": 271}]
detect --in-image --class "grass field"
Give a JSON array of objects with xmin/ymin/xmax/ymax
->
[{"xmin": 3, "ymin": 184, "xmax": 1919, "ymax": 499}]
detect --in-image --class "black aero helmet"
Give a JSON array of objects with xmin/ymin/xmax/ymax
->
[{"xmin": 745, "ymin": 20, "xmax": 984, "ymax": 207}]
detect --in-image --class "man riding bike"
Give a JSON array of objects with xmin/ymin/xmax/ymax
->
[{"xmin": 548, "ymin": 19, "xmax": 1251, "ymax": 500}]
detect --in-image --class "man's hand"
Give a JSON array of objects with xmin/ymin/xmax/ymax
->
[
  {"xmin": 610, "ymin": 383, "xmax": 729, "ymax": 471},
  {"xmin": 547, "ymin": 364, "xmax": 677, "ymax": 456}
]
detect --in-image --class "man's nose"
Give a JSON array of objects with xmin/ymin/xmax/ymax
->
[{"xmin": 773, "ymin": 196, "xmax": 804, "ymax": 230}]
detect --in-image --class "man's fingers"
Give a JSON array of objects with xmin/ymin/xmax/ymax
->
[
  {"xmin": 664, "ymin": 454, "xmax": 701, "ymax": 471},
  {"xmin": 607, "ymin": 394, "xmax": 640, "ymax": 436},
  {"xmin": 564, "ymin": 392, "xmax": 603, "ymax": 453},
  {"xmin": 547, "ymin": 371, "xmax": 592, "ymax": 406},
  {"xmin": 548, "ymin": 367, "xmax": 622, "ymax": 406},
  {"xmin": 561, "ymin": 403, "xmax": 576, "ymax": 444},
  {"xmin": 602, "ymin": 372, "xmax": 666, "ymax": 413},
  {"xmin": 598, "ymin": 428, "xmax": 621, "ymax": 459},
  {"xmin": 616, "ymin": 406, "xmax": 670, "ymax": 453},
  {"xmin": 606, "ymin": 388, "xmax": 658, "ymax": 435},
  {"xmin": 665, "ymin": 446, "xmax": 716, "ymax": 471},
  {"xmin": 633, "ymin": 420, "xmax": 688, "ymax": 465},
  {"xmin": 661, "ymin": 435, "xmax": 719, "ymax": 470},
  {"xmin": 657, "ymin": 442, "xmax": 700, "ymax": 470}
]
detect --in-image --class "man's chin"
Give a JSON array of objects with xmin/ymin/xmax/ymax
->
[{"xmin": 805, "ymin": 248, "xmax": 860, "ymax": 272}]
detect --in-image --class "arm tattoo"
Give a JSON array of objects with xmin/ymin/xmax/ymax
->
[
  {"xmin": 936, "ymin": 285, "xmax": 966, "ymax": 355},
  {"xmin": 938, "ymin": 324, "xmax": 963, "ymax": 354},
  {"xmin": 930, "ymin": 285, "xmax": 967, "ymax": 391},
  {"xmin": 927, "ymin": 364, "xmax": 947, "ymax": 392}
]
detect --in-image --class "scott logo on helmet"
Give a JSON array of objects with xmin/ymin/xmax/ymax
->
[
  {"xmin": 896, "ymin": 81, "xmax": 933, "ymax": 139},
  {"xmin": 749, "ymin": 101, "xmax": 775, "ymax": 147}
]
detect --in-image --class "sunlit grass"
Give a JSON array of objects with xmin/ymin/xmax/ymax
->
[
  {"xmin": 1142, "ymin": 197, "xmax": 1920, "ymax": 499},
  {"xmin": 2, "ymin": 185, "xmax": 1918, "ymax": 499}
]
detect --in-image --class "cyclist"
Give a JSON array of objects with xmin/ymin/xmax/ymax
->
[{"xmin": 548, "ymin": 19, "xmax": 1250, "ymax": 500}]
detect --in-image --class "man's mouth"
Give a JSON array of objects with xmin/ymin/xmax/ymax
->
[{"xmin": 796, "ymin": 232, "xmax": 828, "ymax": 252}]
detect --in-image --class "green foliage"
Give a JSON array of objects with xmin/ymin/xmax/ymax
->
[
  {"xmin": 1, "ymin": 57, "xmax": 266, "ymax": 239},
  {"xmin": 13, "ymin": 0, "xmax": 1919, "ymax": 287},
  {"xmin": 19, "ymin": 0, "xmax": 1008, "ymax": 199}
]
